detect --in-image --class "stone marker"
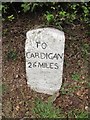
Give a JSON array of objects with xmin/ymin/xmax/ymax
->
[{"xmin": 25, "ymin": 27, "xmax": 65, "ymax": 95}]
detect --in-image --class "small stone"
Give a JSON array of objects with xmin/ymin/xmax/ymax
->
[
  {"xmin": 15, "ymin": 74, "xmax": 19, "ymax": 78},
  {"xmin": 16, "ymin": 105, "xmax": 20, "ymax": 111},
  {"xmin": 82, "ymin": 76, "xmax": 85, "ymax": 79},
  {"xmin": 76, "ymin": 91, "xmax": 81, "ymax": 96},
  {"xmin": 85, "ymin": 106, "xmax": 88, "ymax": 110}
]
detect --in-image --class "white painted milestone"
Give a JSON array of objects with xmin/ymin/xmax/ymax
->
[{"xmin": 25, "ymin": 27, "xmax": 65, "ymax": 95}]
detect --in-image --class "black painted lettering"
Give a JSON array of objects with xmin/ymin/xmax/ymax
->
[
  {"xmin": 41, "ymin": 42, "xmax": 47, "ymax": 49},
  {"xmin": 45, "ymin": 53, "xmax": 48, "ymax": 59},
  {"xmin": 33, "ymin": 62, "xmax": 37, "ymax": 68},
  {"xmin": 58, "ymin": 53, "xmax": 62, "ymax": 59},
  {"xmin": 26, "ymin": 52, "xmax": 31, "ymax": 58},
  {"xmin": 48, "ymin": 53, "xmax": 53, "ymax": 59},
  {"xmin": 30, "ymin": 53, "xmax": 35, "ymax": 58},
  {"xmin": 35, "ymin": 53, "xmax": 39, "ymax": 58},
  {"xmin": 53, "ymin": 53, "xmax": 58, "ymax": 60},
  {"xmin": 36, "ymin": 41, "xmax": 40, "ymax": 48},
  {"xmin": 40, "ymin": 53, "xmax": 46, "ymax": 59},
  {"xmin": 50, "ymin": 63, "xmax": 54, "ymax": 69},
  {"xmin": 45, "ymin": 63, "xmax": 50, "ymax": 68},
  {"xmin": 38, "ymin": 62, "xmax": 45, "ymax": 68},
  {"xmin": 54, "ymin": 63, "xmax": 59, "ymax": 69},
  {"xmin": 28, "ymin": 62, "xmax": 32, "ymax": 68}
]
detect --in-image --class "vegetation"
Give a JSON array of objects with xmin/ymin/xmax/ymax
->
[
  {"xmin": 71, "ymin": 72, "xmax": 80, "ymax": 81},
  {"xmin": 32, "ymin": 98, "xmax": 88, "ymax": 119},
  {"xmin": 44, "ymin": 11, "xmax": 54, "ymax": 24},
  {"xmin": 68, "ymin": 109, "xmax": 88, "ymax": 118},
  {"xmin": 2, "ymin": 2, "xmax": 90, "ymax": 25},
  {"xmin": 1, "ymin": 84, "xmax": 7, "ymax": 94},
  {"xmin": 81, "ymin": 43, "xmax": 89, "ymax": 60},
  {"xmin": 61, "ymin": 82, "xmax": 81, "ymax": 95},
  {"xmin": 32, "ymin": 98, "xmax": 65, "ymax": 118},
  {"xmin": 2, "ymin": 2, "xmax": 89, "ymax": 119},
  {"xmin": 6, "ymin": 50, "xmax": 17, "ymax": 61}
]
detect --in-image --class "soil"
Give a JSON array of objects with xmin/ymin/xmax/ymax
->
[{"xmin": 2, "ymin": 13, "xmax": 89, "ymax": 119}]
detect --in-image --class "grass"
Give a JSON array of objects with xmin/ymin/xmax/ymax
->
[
  {"xmin": 32, "ymin": 98, "xmax": 65, "ymax": 118},
  {"xmin": 71, "ymin": 72, "xmax": 80, "ymax": 81},
  {"xmin": 75, "ymin": 111, "xmax": 88, "ymax": 119},
  {"xmin": 68, "ymin": 109, "xmax": 88, "ymax": 119},
  {"xmin": 81, "ymin": 43, "xmax": 89, "ymax": 60},
  {"xmin": 3, "ymin": 28, "xmax": 8, "ymax": 35},
  {"xmin": 60, "ymin": 83, "xmax": 69, "ymax": 95},
  {"xmin": 88, "ymin": 82, "xmax": 90, "ymax": 87},
  {"xmin": 32, "ymin": 98, "xmax": 88, "ymax": 119},
  {"xmin": 0, "ymin": 84, "xmax": 7, "ymax": 94},
  {"xmin": 0, "ymin": 84, "xmax": 2, "ymax": 94},
  {"xmin": 60, "ymin": 82, "xmax": 81, "ymax": 95},
  {"xmin": 60, "ymin": 72, "xmax": 83, "ymax": 95},
  {"xmin": 7, "ymin": 50, "xmax": 17, "ymax": 61}
]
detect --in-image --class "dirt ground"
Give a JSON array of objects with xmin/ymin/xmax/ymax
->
[{"xmin": 2, "ymin": 13, "xmax": 89, "ymax": 119}]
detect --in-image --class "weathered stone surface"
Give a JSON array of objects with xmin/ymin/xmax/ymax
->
[{"xmin": 25, "ymin": 27, "xmax": 65, "ymax": 95}]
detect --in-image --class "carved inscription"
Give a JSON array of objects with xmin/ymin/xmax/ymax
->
[{"xmin": 26, "ymin": 42, "xmax": 63, "ymax": 69}]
